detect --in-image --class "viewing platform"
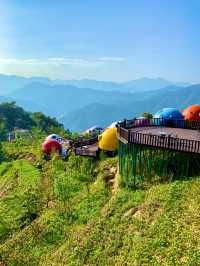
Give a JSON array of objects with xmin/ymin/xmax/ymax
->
[{"xmin": 118, "ymin": 118, "xmax": 200, "ymax": 154}]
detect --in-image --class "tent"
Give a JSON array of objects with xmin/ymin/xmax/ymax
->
[
  {"xmin": 182, "ymin": 105, "xmax": 200, "ymax": 121},
  {"xmin": 153, "ymin": 108, "xmax": 183, "ymax": 126},
  {"xmin": 107, "ymin": 121, "xmax": 119, "ymax": 128},
  {"xmin": 85, "ymin": 125, "xmax": 104, "ymax": 134},
  {"xmin": 46, "ymin": 134, "xmax": 61, "ymax": 142},
  {"xmin": 154, "ymin": 108, "xmax": 183, "ymax": 120},
  {"xmin": 98, "ymin": 128, "xmax": 117, "ymax": 152},
  {"xmin": 42, "ymin": 139, "xmax": 62, "ymax": 156}
]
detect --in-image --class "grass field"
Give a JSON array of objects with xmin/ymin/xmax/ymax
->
[{"xmin": 0, "ymin": 138, "xmax": 200, "ymax": 265}]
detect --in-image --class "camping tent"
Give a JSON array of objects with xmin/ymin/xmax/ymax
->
[
  {"xmin": 42, "ymin": 139, "xmax": 62, "ymax": 156},
  {"xmin": 153, "ymin": 108, "xmax": 183, "ymax": 126},
  {"xmin": 182, "ymin": 105, "xmax": 200, "ymax": 121},
  {"xmin": 85, "ymin": 125, "xmax": 104, "ymax": 135},
  {"xmin": 46, "ymin": 134, "xmax": 61, "ymax": 142},
  {"xmin": 98, "ymin": 127, "xmax": 117, "ymax": 152}
]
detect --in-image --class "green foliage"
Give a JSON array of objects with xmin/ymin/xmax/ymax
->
[
  {"xmin": 0, "ymin": 102, "xmax": 67, "ymax": 138},
  {"xmin": 0, "ymin": 120, "xmax": 8, "ymax": 141},
  {"xmin": 142, "ymin": 111, "xmax": 153, "ymax": 119},
  {"xmin": 54, "ymin": 176, "xmax": 81, "ymax": 206},
  {"xmin": 0, "ymin": 102, "xmax": 34, "ymax": 131},
  {"xmin": 31, "ymin": 112, "xmax": 65, "ymax": 134},
  {"xmin": 1, "ymin": 136, "xmax": 200, "ymax": 265}
]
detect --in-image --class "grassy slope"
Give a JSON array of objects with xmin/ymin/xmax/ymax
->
[{"xmin": 0, "ymin": 139, "xmax": 200, "ymax": 265}]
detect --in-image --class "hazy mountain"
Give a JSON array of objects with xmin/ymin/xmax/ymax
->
[
  {"xmin": 0, "ymin": 74, "xmax": 189, "ymax": 95},
  {"xmin": 9, "ymin": 82, "xmax": 138, "ymax": 117},
  {"xmin": 52, "ymin": 77, "xmax": 190, "ymax": 92},
  {"xmin": 1, "ymin": 73, "xmax": 198, "ymax": 132},
  {"xmin": 59, "ymin": 79, "xmax": 128, "ymax": 92},
  {"xmin": 61, "ymin": 84, "xmax": 200, "ymax": 131},
  {"xmin": 123, "ymin": 77, "xmax": 170, "ymax": 90},
  {"xmin": 0, "ymin": 74, "xmax": 53, "ymax": 95}
]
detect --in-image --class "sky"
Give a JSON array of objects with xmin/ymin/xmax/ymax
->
[{"xmin": 0, "ymin": 0, "xmax": 199, "ymax": 82}]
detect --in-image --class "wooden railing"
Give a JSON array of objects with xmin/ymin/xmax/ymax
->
[
  {"xmin": 73, "ymin": 136, "xmax": 98, "ymax": 148},
  {"xmin": 118, "ymin": 127, "xmax": 129, "ymax": 142},
  {"xmin": 118, "ymin": 118, "xmax": 200, "ymax": 130},
  {"xmin": 128, "ymin": 132, "xmax": 200, "ymax": 154},
  {"xmin": 73, "ymin": 136, "xmax": 99, "ymax": 157},
  {"xmin": 117, "ymin": 118, "xmax": 200, "ymax": 154},
  {"xmin": 74, "ymin": 147, "xmax": 98, "ymax": 157}
]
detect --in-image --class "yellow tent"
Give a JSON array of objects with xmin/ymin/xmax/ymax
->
[{"xmin": 98, "ymin": 127, "xmax": 118, "ymax": 151}]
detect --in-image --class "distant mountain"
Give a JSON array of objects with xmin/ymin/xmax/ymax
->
[
  {"xmin": 123, "ymin": 77, "xmax": 171, "ymax": 91},
  {"xmin": 9, "ymin": 82, "xmax": 138, "ymax": 117},
  {"xmin": 0, "ymin": 74, "xmax": 54, "ymax": 95},
  {"xmin": 0, "ymin": 73, "xmax": 190, "ymax": 95},
  {"xmin": 61, "ymin": 84, "xmax": 200, "ymax": 131},
  {"xmin": 1, "ymin": 73, "xmax": 198, "ymax": 132},
  {"xmin": 59, "ymin": 79, "xmax": 128, "ymax": 92},
  {"xmin": 122, "ymin": 77, "xmax": 190, "ymax": 92},
  {"xmin": 52, "ymin": 77, "xmax": 190, "ymax": 92},
  {"xmin": 59, "ymin": 103, "xmax": 124, "ymax": 132}
]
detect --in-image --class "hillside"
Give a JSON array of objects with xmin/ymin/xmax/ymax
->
[
  {"xmin": 0, "ymin": 136, "xmax": 200, "ymax": 265},
  {"xmin": 0, "ymin": 102, "xmax": 66, "ymax": 141}
]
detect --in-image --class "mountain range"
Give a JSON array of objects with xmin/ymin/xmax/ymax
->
[
  {"xmin": 0, "ymin": 74, "xmax": 199, "ymax": 131},
  {"xmin": 0, "ymin": 74, "xmax": 190, "ymax": 95}
]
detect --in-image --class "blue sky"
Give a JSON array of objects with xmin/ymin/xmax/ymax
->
[{"xmin": 0, "ymin": 0, "xmax": 200, "ymax": 82}]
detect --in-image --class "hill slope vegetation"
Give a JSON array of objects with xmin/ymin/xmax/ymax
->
[{"xmin": 0, "ymin": 134, "xmax": 200, "ymax": 265}]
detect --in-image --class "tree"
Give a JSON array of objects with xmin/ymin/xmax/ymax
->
[
  {"xmin": 142, "ymin": 112, "xmax": 153, "ymax": 119},
  {"xmin": 0, "ymin": 102, "xmax": 34, "ymax": 130},
  {"xmin": 31, "ymin": 112, "xmax": 65, "ymax": 134},
  {"xmin": 0, "ymin": 119, "xmax": 8, "ymax": 141}
]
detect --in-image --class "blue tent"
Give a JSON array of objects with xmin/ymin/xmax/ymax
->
[{"xmin": 153, "ymin": 108, "xmax": 184, "ymax": 126}]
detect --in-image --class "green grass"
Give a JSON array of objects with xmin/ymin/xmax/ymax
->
[{"xmin": 1, "ymin": 138, "xmax": 200, "ymax": 265}]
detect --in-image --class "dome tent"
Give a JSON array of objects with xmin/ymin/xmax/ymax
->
[
  {"xmin": 182, "ymin": 105, "xmax": 200, "ymax": 121},
  {"xmin": 98, "ymin": 127, "xmax": 117, "ymax": 152},
  {"xmin": 85, "ymin": 125, "xmax": 104, "ymax": 135},
  {"xmin": 107, "ymin": 121, "xmax": 119, "ymax": 128},
  {"xmin": 42, "ymin": 139, "xmax": 62, "ymax": 156},
  {"xmin": 153, "ymin": 108, "xmax": 184, "ymax": 126},
  {"xmin": 46, "ymin": 134, "xmax": 61, "ymax": 142}
]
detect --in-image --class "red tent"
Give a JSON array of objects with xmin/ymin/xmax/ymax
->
[
  {"xmin": 42, "ymin": 139, "xmax": 62, "ymax": 155},
  {"xmin": 182, "ymin": 105, "xmax": 200, "ymax": 121}
]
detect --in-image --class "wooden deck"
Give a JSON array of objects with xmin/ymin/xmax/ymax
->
[
  {"xmin": 130, "ymin": 127, "xmax": 200, "ymax": 141},
  {"xmin": 118, "ymin": 125, "xmax": 200, "ymax": 154},
  {"xmin": 74, "ymin": 143, "xmax": 99, "ymax": 157}
]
